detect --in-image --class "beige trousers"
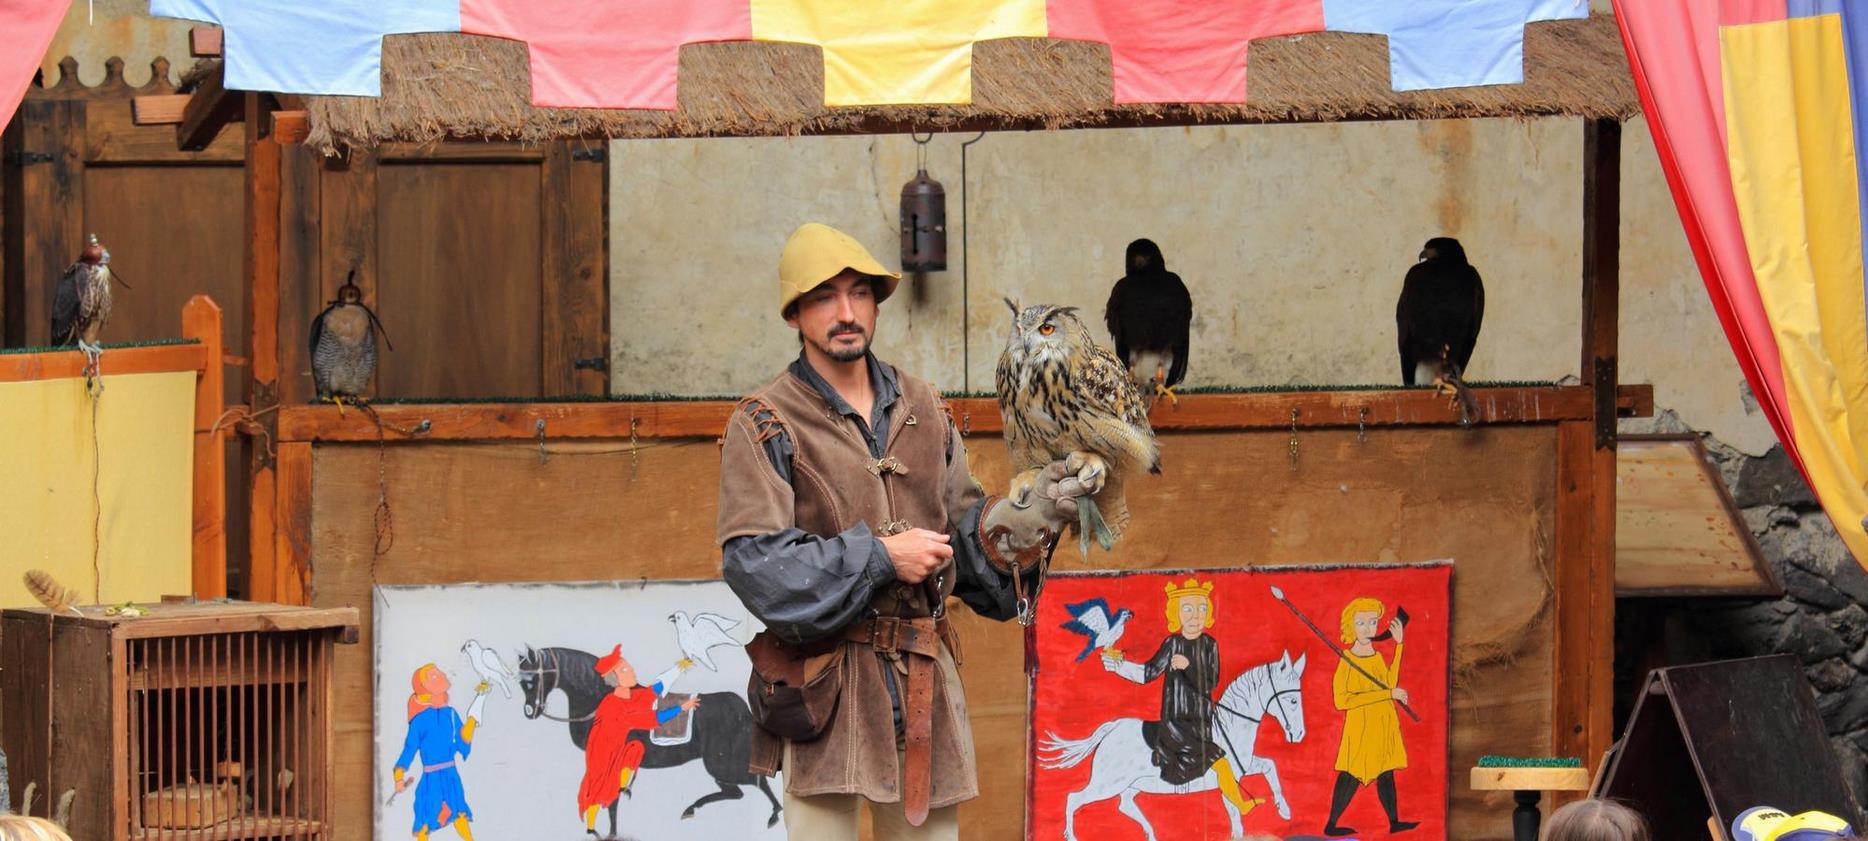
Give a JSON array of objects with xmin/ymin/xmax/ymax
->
[
  {"xmin": 783, "ymin": 742, "xmax": 959, "ymax": 840},
  {"xmin": 782, "ymin": 786, "xmax": 959, "ymax": 841}
]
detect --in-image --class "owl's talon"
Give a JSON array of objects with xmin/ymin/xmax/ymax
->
[{"xmin": 1064, "ymin": 452, "xmax": 1108, "ymax": 495}]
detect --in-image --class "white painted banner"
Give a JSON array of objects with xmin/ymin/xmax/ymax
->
[{"xmin": 373, "ymin": 580, "xmax": 785, "ymax": 840}]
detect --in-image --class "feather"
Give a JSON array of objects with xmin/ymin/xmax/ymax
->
[
  {"xmin": 54, "ymin": 788, "xmax": 75, "ymax": 828},
  {"xmin": 21, "ymin": 782, "xmax": 36, "ymax": 816},
  {"xmin": 23, "ymin": 570, "xmax": 85, "ymax": 616}
]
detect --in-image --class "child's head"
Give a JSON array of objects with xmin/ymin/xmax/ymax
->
[
  {"xmin": 0, "ymin": 815, "xmax": 74, "ymax": 841},
  {"xmin": 1542, "ymin": 798, "xmax": 1650, "ymax": 841}
]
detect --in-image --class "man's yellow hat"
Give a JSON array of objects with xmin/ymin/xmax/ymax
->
[{"xmin": 778, "ymin": 223, "xmax": 902, "ymax": 318}]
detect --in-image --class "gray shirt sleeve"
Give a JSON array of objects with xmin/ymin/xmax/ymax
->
[
  {"xmin": 722, "ymin": 528, "xmax": 897, "ymax": 645},
  {"xmin": 719, "ymin": 402, "xmax": 897, "ymax": 645}
]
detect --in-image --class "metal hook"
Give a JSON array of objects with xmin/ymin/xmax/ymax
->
[
  {"xmin": 536, "ymin": 418, "xmax": 548, "ymax": 464},
  {"xmin": 1288, "ymin": 408, "xmax": 1301, "ymax": 471},
  {"xmin": 1358, "ymin": 407, "xmax": 1369, "ymax": 443},
  {"xmin": 961, "ymin": 412, "xmax": 972, "ymax": 437}
]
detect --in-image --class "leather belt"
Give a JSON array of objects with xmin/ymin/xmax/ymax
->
[{"xmin": 844, "ymin": 615, "xmax": 948, "ymax": 826}]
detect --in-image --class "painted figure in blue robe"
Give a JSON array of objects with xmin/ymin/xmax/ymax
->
[{"xmin": 393, "ymin": 663, "xmax": 490, "ymax": 840}]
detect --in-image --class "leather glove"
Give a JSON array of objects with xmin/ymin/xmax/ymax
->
[{"xmin": 978, "ymin": 459, "xmax": 1096, "ymax": 574}]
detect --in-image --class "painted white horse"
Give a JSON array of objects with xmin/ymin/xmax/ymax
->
[{"xmin": 1038, "ymin": 651, "xmax": 1308, "ymax": 841}]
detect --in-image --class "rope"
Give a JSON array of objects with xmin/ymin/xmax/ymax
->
[{"xmin": 358, "ymin": 403, "xmax": 396, "ymax": 559}]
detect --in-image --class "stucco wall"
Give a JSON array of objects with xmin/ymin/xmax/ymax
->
[
  {"xmin": 608, "ymin": 117, "xmax": 1777, "ymax": 455},
  {"xmin": 38, "ymin": 0, "xmax": 193, "ymax": 88}
]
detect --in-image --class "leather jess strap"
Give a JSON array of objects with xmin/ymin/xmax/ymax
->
[{"xmin": 845, "ymin": 616, "xmax": 946, "ymax": 826}]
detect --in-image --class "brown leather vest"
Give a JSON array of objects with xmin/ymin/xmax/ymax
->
[{"xmin": 749, "ymin": 367, "xmax": 956, "ymax": 618}]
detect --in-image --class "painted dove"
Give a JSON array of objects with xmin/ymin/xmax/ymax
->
[
  {"xmin": 668, "ymin": 611, "xmax": 743, "ymax": 672},
  {"xmin": 460, "ymin": 639, "xmax": 515, "ymax": 698}
]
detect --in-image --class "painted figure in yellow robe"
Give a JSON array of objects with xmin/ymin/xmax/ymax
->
[{"xmin": 1323, "ymin": 597, "xmax": 1417, "ymax": 837}]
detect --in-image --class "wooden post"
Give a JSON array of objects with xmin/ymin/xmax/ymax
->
[
  {"xmin": 183, "ymin": 296, "xmax": 227, "ymax": 598},
  {"xmin": 274, "ymin": 442, "xmax": 313, "ymax": 606},
  {"xmin": 540, "ymin": 142, "xmax": 609, "ymax": 396},
  {"xmin": 246, "ymin": 91, "xmax": 284, "ymax": 601},
  {"xmin": 1555, "ymin": 118, "xmax": 1621, "ymax": 790},
  {"xmin": 3, "ymin": 99, "xmax": 86, "ymax": 347}
]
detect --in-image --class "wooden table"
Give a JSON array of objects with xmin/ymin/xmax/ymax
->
[{"xmin": 1471, "ymin": 766, "xmax": 1594, "ymax": 841}]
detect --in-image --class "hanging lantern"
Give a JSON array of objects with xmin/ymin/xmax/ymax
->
[{"xmin": 900, "ymin": 135, "xmax": 947, "ymax": 272}]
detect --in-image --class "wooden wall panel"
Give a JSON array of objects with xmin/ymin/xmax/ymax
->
[
  {"xmin": 372, "ymin": 163, "xmax": 543, "ymax": 399},
  {"xmin": 310, "ymin": 425, "xmax": 1555, "ymax": 840},
  {"xmin": 83, "ymin": 167, "xmax": 246, "ymax": 347}
]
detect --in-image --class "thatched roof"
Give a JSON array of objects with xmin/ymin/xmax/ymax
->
[{"xmin": 303, "ymin": 13, "xmax": 1636, "ymax": 150}]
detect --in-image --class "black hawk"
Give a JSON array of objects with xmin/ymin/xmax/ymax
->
[
  {"xmin": 1396, "ymin": 236, "xmax": 1485, "ymax": 424},
  {"xmin": 309, "ymin": 272, "xmax": 391, "ymax": 410},
  {"xmin": 1103, "ymin": 238, "xmax": 1192, "ymax": 409},
  {"xmin": 52, "ymin": 233, "xmax": 123, "ymax": 353}
]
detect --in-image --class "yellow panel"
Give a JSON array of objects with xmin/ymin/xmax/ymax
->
[
  {"xmin": 1616, "ymin": 437, "xmax": 1774, "ymax": 596},
  {"xmin": 0, "ymin": 371, "xmax": 195, "ymax": 607},
  {"xmin": 1722, "ymin": 17, "xmax": 1868, "ymax": 563}
]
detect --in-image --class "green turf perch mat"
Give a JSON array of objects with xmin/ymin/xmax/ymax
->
[{"xmin": 1478, "ymin": 756, "xmax": 1584, "ymax": 768}]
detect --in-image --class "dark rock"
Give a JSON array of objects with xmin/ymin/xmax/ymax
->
[
  {"xmin": 1851, "ymin": 645, "xmax": 1868, "ymax": 673},
  {"xmin": 1780, "ymin": 611, "xmax": 1851, "ymax": 664},
  {"xmin": 1832, "ymin": 563, "xmax": 1868, "ymax": 606},
  {"xmin": 1787, "ymin": 569, "xmax": 1853, "ymax": 611},
  {"xmin": 1832, "ymin": 739, "xmax": 1868, "ymax": 815},
  {"xmin": 1819, "ymin": 685, "xmax": 1868, "ymax": 734},
  {"xmin": 1809, "ymin": 658, "xmax": 1859, "ymax": 693},
  {"xmin": 1835, "ymin": 604, "xmax": 1868, "ymax": 650},
  {"xmin": 1735, "ymin": 445, "xmax": 1819, "ymax": 508},
  {"xmin": 1699, "ymin": 601, "xmax": 1794, "ymax": 649}
]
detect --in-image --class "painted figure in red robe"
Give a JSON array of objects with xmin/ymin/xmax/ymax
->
[{"xmin": 577, "ymin": 645, "xmax": 699, "ymax": 835}]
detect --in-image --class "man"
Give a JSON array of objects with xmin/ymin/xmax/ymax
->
[
  {"xmin": 719, "ymin": 222, "xmax": 1088, "ymax": 840},
  {"xmin": 577, "ymin": 646, "xmax": 699, "ymax": 837}
]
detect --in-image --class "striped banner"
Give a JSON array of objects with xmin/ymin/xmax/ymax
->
[{"xmin": 1617, "ymin": 0, "xmax": 1868, "ymax": 567}]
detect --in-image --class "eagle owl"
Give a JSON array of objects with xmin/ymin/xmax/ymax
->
[
  {"xmin": 996, "ymin": 299, "xmax": 1159, "ymax": 555},
  {"xmin": 309, "ymin": 272, "xmax": 391, "ymax": 408}
]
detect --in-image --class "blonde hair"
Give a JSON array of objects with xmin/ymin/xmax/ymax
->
[
  {"xmin": 1165, "ymin": 593, "xmax": 1215, "ymax": 632},
  {"xmin": 1339, "ymin": 597, "xmax": 1385, "ymax": 645},
  {"xmin": 1541, "ymin": 798, "xmax": 1650, "ymax": 841},
  {"xmin": 0, "ymin": 815, "xmax": 75, "ymax": 841}
]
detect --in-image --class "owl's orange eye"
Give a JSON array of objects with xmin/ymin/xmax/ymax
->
[{"xmin": 1039, "ymin": 323, "xmax": 1056, "ymax": 336}]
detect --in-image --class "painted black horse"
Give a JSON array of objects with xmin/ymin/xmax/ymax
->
[{"xmin": 516, "ymin": 645, "xmax": 781, "ymax": 838}]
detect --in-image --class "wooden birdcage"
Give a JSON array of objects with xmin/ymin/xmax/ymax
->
[{"xmin": 1, "ymin": 602, "xmax": 358, "ymax": 840}]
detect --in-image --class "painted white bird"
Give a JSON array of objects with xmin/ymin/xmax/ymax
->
[
  {"xmin": 460, "ymin": 639, "xmax": 515, "ymax": 698},
  {"xmin": 668, "ymin": 611, "xmax": 742, "ymax": 672},
  {"xmin": 1060, "ymin": 598, "xmax": 1133, "ymax": 662}
]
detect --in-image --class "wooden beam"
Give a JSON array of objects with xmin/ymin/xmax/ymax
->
[
  {"xmin": 190, "ymin": 26, "xmax": 223, "ymax": 57},
  {"xmin": 3, "ymin": 99, "xmax": 85, "ymax": 347},
  {"xmin": 1554, "ymin": 117, "xmax": 1622, "ymax": 792},
  {"xmin": 271, "ymin": 111, "xmax": 308, "ymax": 145},
  {"xmin": 177, "ymin": 65, "xmax": 243, "ymax": 152},
  {"xmin": 246, "ymin": 92, "xmax": 284, "ymax": 602},
  {"xmin": 274, "ymin": 442, "xmax": 313, "ymax": 606},
  {"xmin": 540, "ymin": 142, "xmax": 609, "ymax": 395},
  {"xmin": 0, "ymin": 342, "xmax": 207, "ymax": 382},
  {"xmin": 131, "ymin": 93, "xmax": 191, "ymax": 126},
  {"xmin": 275, "ymin": 384, "xmax": 1655, "ymax": 443},
  {"xmin": 182, "ymin": 296, "xmax": 227, "ymax": 599}
]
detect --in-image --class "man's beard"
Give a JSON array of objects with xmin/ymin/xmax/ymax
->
[{"xmin": 813, "ymin": 322, "xmax": 869, "ymax": 362}]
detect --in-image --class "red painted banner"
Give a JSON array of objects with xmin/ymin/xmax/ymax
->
[{"xmin": 1030, "ymin": 562, "xmax": 1452, "ymax": 841}]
